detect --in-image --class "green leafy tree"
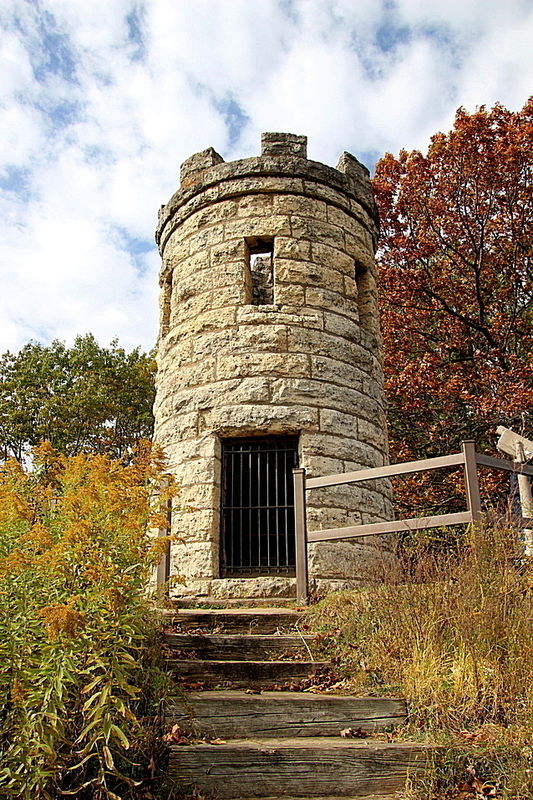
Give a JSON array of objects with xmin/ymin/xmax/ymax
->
[{"xmin": 0, "ymin": 335, "xmax": 156, "ymax": 460}]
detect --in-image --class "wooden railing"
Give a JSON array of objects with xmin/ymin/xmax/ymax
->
[{"xmin": 292, "ymin": 440, "xmax": 533, "ymax": 604}]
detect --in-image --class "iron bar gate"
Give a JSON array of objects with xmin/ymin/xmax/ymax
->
[{"xmin": 221, "ymin": 436, "xmax": 299, "ymax": 576}]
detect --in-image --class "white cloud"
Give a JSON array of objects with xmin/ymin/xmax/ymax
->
[{"xmin": 0, "ymin": 0, "xmax": 531, "ymax": 354}]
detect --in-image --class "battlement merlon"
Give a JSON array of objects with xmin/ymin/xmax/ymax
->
[
  {"xmin": 156, "ymin": 132, "xmax": 378, "ymax": 250},
  {"xmin": 261, "ymin": 132, "xmax": 308, "ymax": 158},
  {"xmin": 180, "ymin": 147, "xmax": 225, "ymax": 188}
]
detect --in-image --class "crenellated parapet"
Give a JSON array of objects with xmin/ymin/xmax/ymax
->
[{"xmin": 156, "ymin": 132, "xmax": 378, "ymax": 256}]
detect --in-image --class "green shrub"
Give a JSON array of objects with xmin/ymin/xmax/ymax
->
[{"xmin": 0, "ymin": 442, "xmax": 175, "ymax": 799}]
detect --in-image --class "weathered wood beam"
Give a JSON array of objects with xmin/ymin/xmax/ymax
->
[
  {"xmin": 167, "ymin": 608, "xmax": 303, "ymax": 634},
  {"xmin": 476, "ymin": 452, "xmax": 533, "ymax": 476},
  {"xmin": 307, "ymin": 511, "xmax": 472, "ymax": 543},
  {"xmin": 169, "ymin": 738, "xmax": 433, "ymax": 798},
  {"xmin": 167, "ymin": 659, "xmax": 330, "ymax": 688},
  {"xmin": 305, "ymin": 452, "xmax": 465, "ymax": 489},
  {"xmin": 164, "ymin": 634, "xmax": 314, "ymax": 661},
  {"xmin": 293, "ymin": 467, "xmax": 309, "ymax": 605},
  {"xmin": 462, "ymin": 440, "xmax": 482, "ymax": 521},
  {"xmin": 165, "ymin": 691, "xmax": 407, "ymax": 738}
]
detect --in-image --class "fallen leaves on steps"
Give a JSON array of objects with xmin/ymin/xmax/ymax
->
[{"xmin": 162, "ymin": 724, "xmax": 227, "ymax": 747}]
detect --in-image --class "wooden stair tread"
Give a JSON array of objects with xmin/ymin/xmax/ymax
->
[
  {"xmin": 169, "ymin": 659, "xmax": 329, "ymax": 667},
  {"xmin": 231, "ymin": 794, "xmax": 396, "ymax": 800},
  {"xmin": 165, "ymin": 633, "xmax": 315, "ymax": 660},
  {"xmin": 169, "ymin": 659, "xmax": 331, "ymax": 689},
  {"xmin": 167, "ymin": 607, "xmax": 304, "ymax": 616},
  {"xmin": 166, "ymin": 690, "xmax": 407, "ymax": 736},
  {"xmin": 174, "ymin": 597, "xmax": 298, "ymax": 608},
  {"xmin": 170, "ymin": 689, "xmax": 405, "ymax": 702},
  {"xmin": 165, "ymin": 633, "xmax": 315, "ymax": 643},
  {"xmin": 169, "ymin": 737, "xmax": 432, "ymax": 798},
  {"xmin": 235, "ymin": 796, "xmax": 396, "ymax": 799},
  {"xmin": 169, "ymin": 735, "xmax": 431, "ymax": 750},
  {"xmin": 165, "ymin": 607, "xmax": 305, "ymax": 634}
]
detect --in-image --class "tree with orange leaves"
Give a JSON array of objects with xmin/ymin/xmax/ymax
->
[{"xmin": 373, "ymin": 100, "xmax": 532, "ymax": 510}]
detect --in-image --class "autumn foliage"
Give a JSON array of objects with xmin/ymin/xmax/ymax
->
[
  {"xmin": 0, "ymin": 442, "xmax": 174, "ymax": 799},
  {"xmin": 373, "ymin": 99, "xmax": 532, "ymax": 511}
]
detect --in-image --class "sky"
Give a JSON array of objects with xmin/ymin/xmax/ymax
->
[{"xmin": 1, "ymin": 0, "xmax": 532, "ymax": 355}]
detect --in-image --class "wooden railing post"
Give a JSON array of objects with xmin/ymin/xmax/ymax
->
[
  {"xmin": 156, "ymin": 481, "xmax": 172, "ymax": 595},
  {"xmin": 293, "ymin": 467, "xmax": 309, "ymax": 605},
  {"xmin": 462, "ymin": 440, "xmax": 482, "ymax": 522}
]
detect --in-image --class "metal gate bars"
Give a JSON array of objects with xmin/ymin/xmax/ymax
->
[{"xmin": 221, "ymin": 436, "xmax": 299, "ymax": 576}]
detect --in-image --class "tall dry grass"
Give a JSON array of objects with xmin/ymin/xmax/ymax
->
[{"xmin": 308, "ymin": 520, "xmax": 533, "ymax": 797}]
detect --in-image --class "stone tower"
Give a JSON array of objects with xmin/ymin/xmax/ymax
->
[{"xmin": 154, "ymin": 132, "xmax": 391, "ymax": 600}]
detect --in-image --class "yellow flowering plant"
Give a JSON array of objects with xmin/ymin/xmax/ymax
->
[{"xmin": 0, "ymin": 441, "xmax": 176, "ymax": 799}]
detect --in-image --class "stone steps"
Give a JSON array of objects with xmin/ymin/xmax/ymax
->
[{"xmin": 165, "ymin": 690, "xmax": 407, "ymax": 738}]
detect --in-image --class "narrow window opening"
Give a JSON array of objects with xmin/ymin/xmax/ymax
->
[
  {"xmin": 220, "ymin": 436, "xmax": 298, "ymax": 576},
  {"xmin": 161, "ymin": 271, "xmax": 173, "ymax": 336},
  {"xmin": 355, "ymin": 262, "xmax": 374, "ymax": 335},
  {"xmin": 246, "ymin": 237, "xmax": 274, "ymax": 305}
]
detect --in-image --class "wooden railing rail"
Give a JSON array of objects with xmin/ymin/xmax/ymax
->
[
  {"xmin": 293, "ymin": 440, "xmax": 533, "ymax": 604},
  {"xmin": 305, "ymin": 451, "xmax": 466, "ymax": 489}
]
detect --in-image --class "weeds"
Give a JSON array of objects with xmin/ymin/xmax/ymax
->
[
  {"xmin": 0, "ymin": 442, "xmax": 176, "ymax": 799},
  {"xmin": 308, "ymin": 519, "xmax": 533, "ymax": 798}
]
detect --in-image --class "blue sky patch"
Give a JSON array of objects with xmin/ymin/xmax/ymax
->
[
  {"xmin": 112, "ymin": 226, "xmax": 155, "ymax": 275},
  {"xmin": 0, "ymin": 166, "xmax": 33, "ymax": 201},
  {"xmin": 359, "ymin": 150, "xmax": 383, "ymax": 175},
  {"xmin": 33, "ymin": 10, "xmax": 78, "ymax": 84},
  {"xmin": 213, "ymin": 96, "xmax": 250, "ymax": 149},
  {"xmin": 83, "ymin": 145, "xmax": 116, "ymax": 167},
  {"xmin": 126, "ymin": 5, "xmax": 146, "ymax": 62},
  {"xmin": 375, "ymin": 19, "xmax": 412, "ymax": 53},
  {"xmin": 44, "ymin": 99, "xmax": 81, "ymax": 130}
]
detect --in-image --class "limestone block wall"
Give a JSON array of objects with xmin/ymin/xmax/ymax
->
[{"xmin": 154, "ymin": 132, "xmax": 392, "ymax": 599}]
